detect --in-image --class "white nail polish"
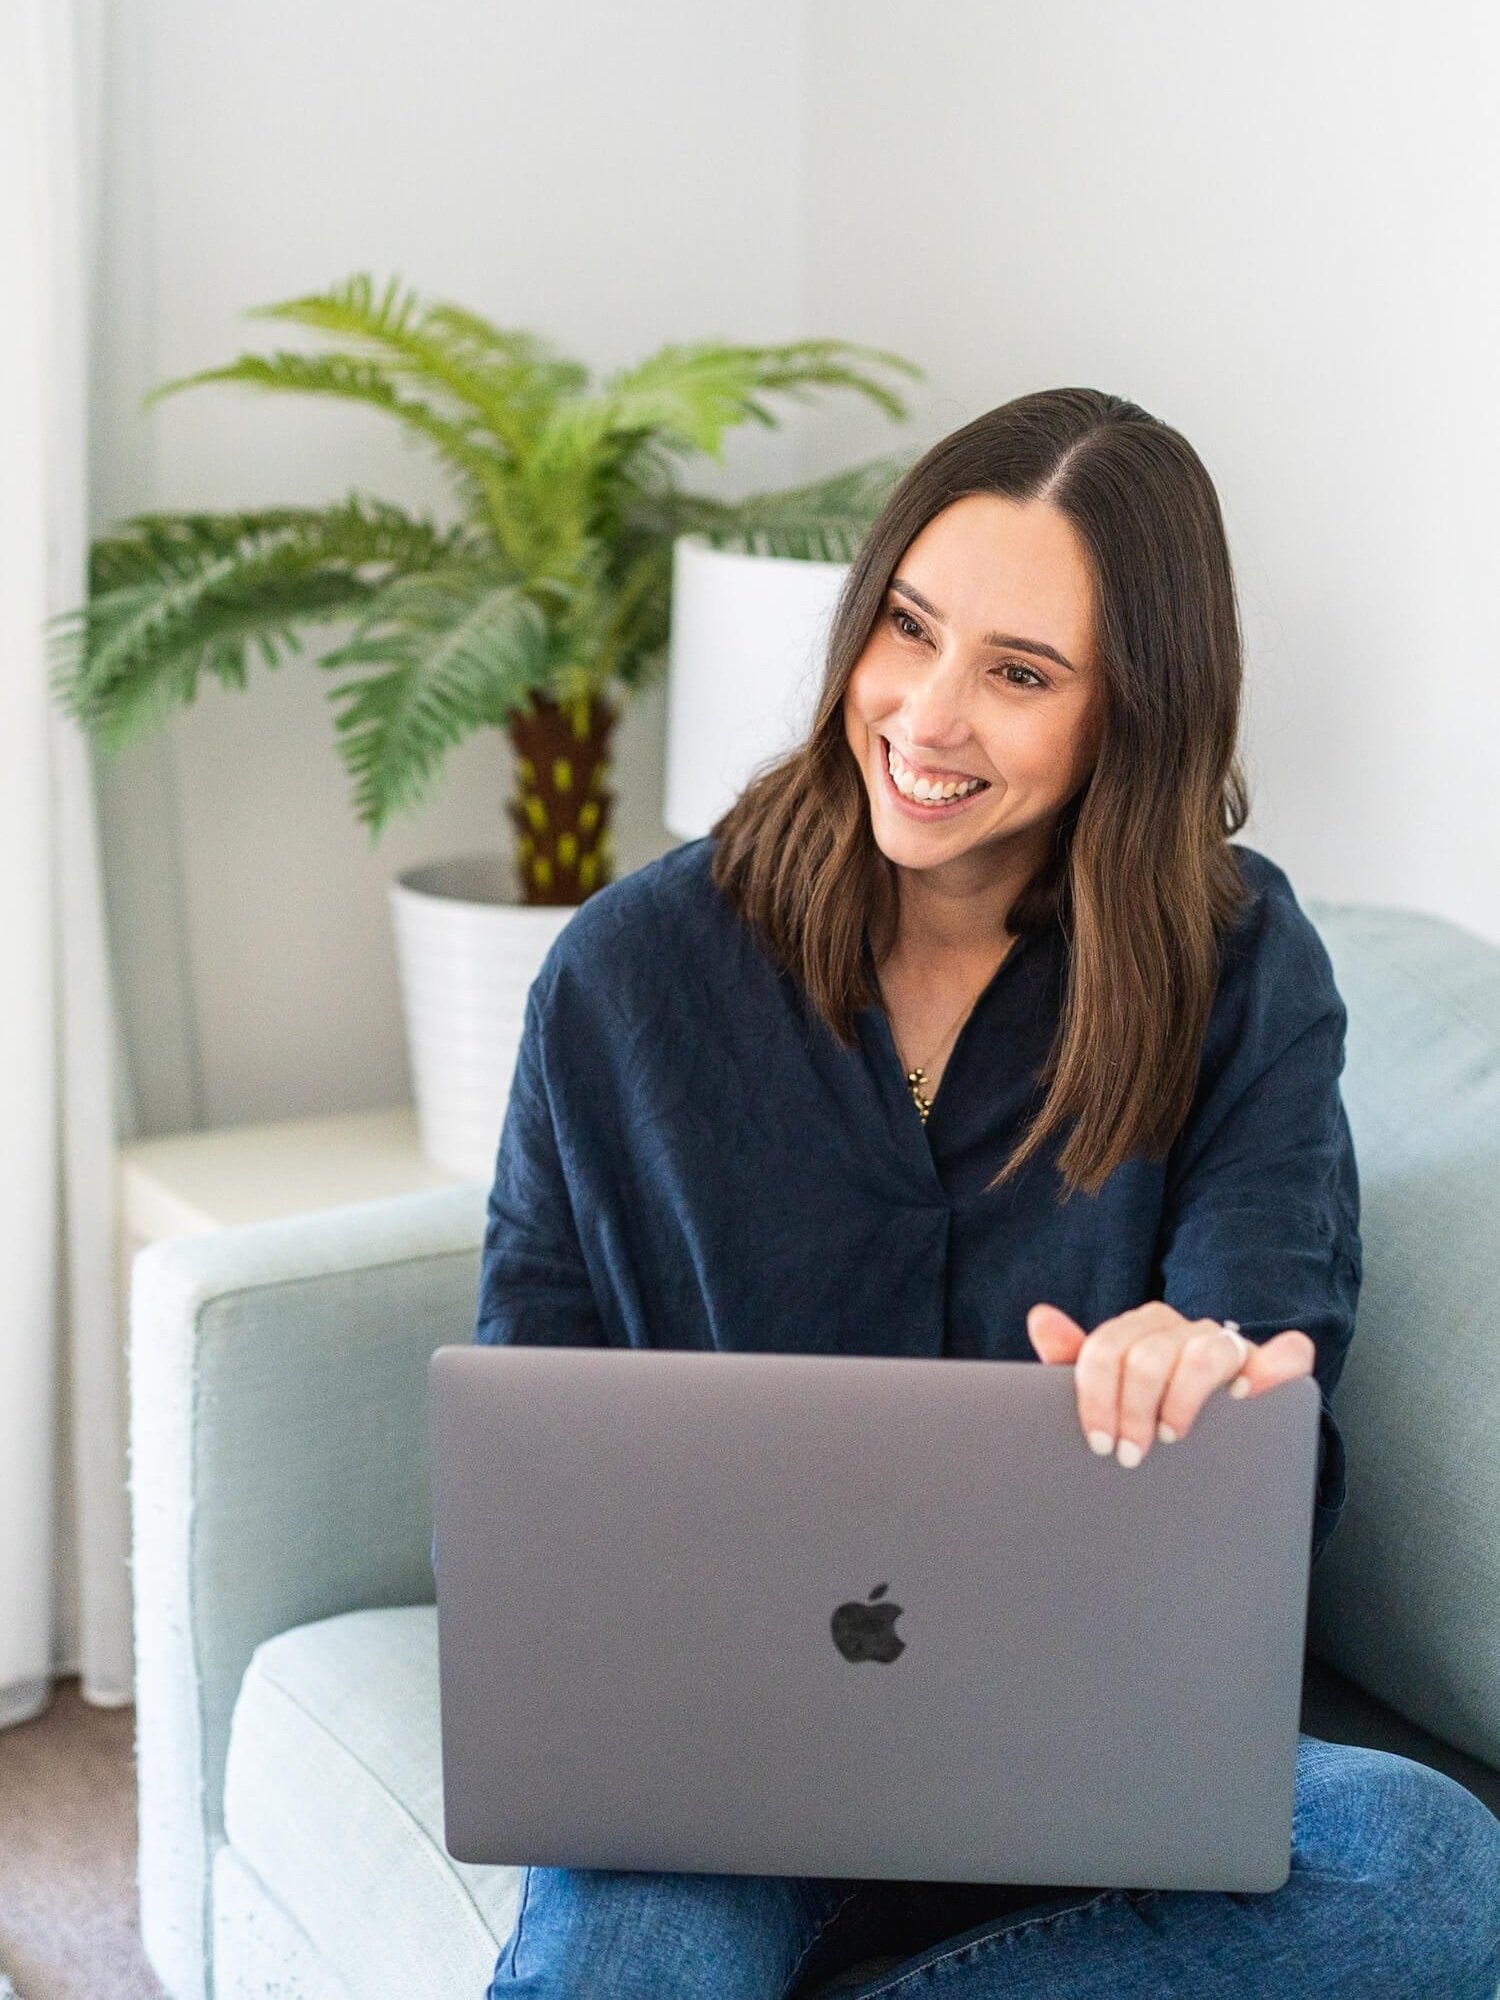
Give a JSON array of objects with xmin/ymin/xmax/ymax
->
[
  {"xmin": 1230, "ymin": 1377, "xmax": 1250, "ymax": 1399},
  {"xmin": 1116, "ymin": 1439, "xmax": 1143, "ymax": 1468},
  {"xmin": 1157, "ymin": 1421, "xmax": 1178, "ymax": 1443},
  {"xmin": 1087, "ymin": 1429, "xmax": 1115, "ymax": 1456}
]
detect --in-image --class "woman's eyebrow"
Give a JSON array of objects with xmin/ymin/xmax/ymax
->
[{"xmin": 889, "ymin": 577, "xmax": 1078, "ymax": 674}]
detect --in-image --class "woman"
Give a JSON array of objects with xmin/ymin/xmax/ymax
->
[{"xmin": 475, "ymin": 388, "xmax": 1500, "ymax": 1997}]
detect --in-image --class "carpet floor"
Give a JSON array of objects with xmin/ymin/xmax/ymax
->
[{"xmin": 0, "ymin": 1678, "xmax": 164, "ymax": 2000}]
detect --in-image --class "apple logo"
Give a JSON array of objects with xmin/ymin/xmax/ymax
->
[{"xmin": 831, "ymin": 1583, "xmax": 906, "ymax": 1664}]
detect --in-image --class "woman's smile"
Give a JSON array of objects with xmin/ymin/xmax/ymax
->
[{"xmin": 877, "ymin": 734, "xmax": 994, "ymax": 820}]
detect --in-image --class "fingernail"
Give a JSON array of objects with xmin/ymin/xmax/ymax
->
[
  {"xmin": 1157, "ymin": 1421, "xmax": 1178, "ymax": 1443},
  {"xmin": 1230, "ymin": 1378, "xmax": 1250, "ymax": 1399},
  {"xmin": 1115, "ymin": 1439, "xmax": 1143, "ymax": 1468},
  {"xmin": 1087, "ymin": 1429, "xmax": 1115, "ymax": 1456}
]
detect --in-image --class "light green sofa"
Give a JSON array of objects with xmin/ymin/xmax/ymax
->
[{"xmin": 128, "ymin": 897, "xmax": 1500, "ymax": 2000}]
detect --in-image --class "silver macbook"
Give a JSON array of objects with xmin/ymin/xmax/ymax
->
[{"xmin": 428, "ymin": 1345, "xmax": 1320, "ymax": 1892}]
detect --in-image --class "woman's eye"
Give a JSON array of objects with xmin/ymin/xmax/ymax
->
[{"xmin": 888, "ymin": 608, "xmax": 1046, "ymax": 688}]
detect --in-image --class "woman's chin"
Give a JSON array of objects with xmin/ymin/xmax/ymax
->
[{"xmin": 871, "ymin": 814, "xmax": 985, "ymax": 872}]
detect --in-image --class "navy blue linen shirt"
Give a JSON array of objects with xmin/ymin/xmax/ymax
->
[{"xmin": 474, "ymin": 835, "xmax": 1360, "ymax": 1565}]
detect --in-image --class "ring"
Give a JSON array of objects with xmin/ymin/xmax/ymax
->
[{"xmin": 1219, "ymin": 1319, "xmax": 1250, "ymax": 1366}]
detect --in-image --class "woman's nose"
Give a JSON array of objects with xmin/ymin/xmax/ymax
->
[{"xmin": 899, "ymin": 658, "xmax": 975, "ymax": 748}]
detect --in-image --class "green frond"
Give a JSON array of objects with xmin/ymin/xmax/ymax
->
[
  {"xmin": 416, "ymin": 302, "xmax": 591, "ymax": 414},
  {"xmin": 751, "ymin": 337, "xmax": 925, "ymax": 381},
  {"xmin": 605, "ymin": 434, "xmax": 682, "ymax": 509},
  {"xmin": 594, "ymin": 338, "xmax": 925, "ymax": 465},
  {"xmin": 50, "ymin": 573, "xmax": 382, "ymax": 754},
  {"xmin": 592, "ymin": 536, "xmax": 676, "ymax": 687},
  {"xmin": 733, "ymin": 338, "xmax": 925, "ymax": 424},
  {"xmin": 49, "ymin": 498, "xmax": 462, "ymax": 751},
  {"xmin": 316, "ymin": 564, "xmax": 559, "ymax": 834},
  {"xmin": 685, "ymin": 452, "xmax": 917, "ymax": 561},
  {"xmin": 144, "ymin": 348, "xmax": 508, "ymax": 499},
  {"xmin": 614, "ymin": 485, "xmax": 762, "ymax": 547},
  {"xmin": 609, "ymin": 453, "xmax": 912, "ymax": 565},
  {"xmin": 88, "ymin": 494, "xmax": 465, "ymax": 590},
  {"xmin": 86, "ymin": 505, "xmax": 325, "ymax": 592},
  {"xmin": 240, "ymin": 273, "xmax": 586, "ymax": 463},
  {"xmin": 591, "ymin": 344, "xmax": 782, "ymax": 463},
  {"xmin": 511, "ymin": 348, "xmax": 795, "ymax": 566}
]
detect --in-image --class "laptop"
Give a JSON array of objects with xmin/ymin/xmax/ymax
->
[{"xmin": 428, "ymin": 1345, "xmax": 1320, "ymax": 1892}]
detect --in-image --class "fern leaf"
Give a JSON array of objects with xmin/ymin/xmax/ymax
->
[
  {"xmin": 49, "ymin": 499, "xmax": 462, "ymax": 750},
  {"xmin": 143, "ymin": 348, "xmax": 521, "ymax": 544},
  {"xmin": 316, "ymin": 564, "xmax": 558, "ymax": 834},
  {"xmin": 694, "ymin": 453, "xmax": 916, "ymax": 560},
  {"xmin": 594, "ymin": 339, "xmax": 924, "ymax": 466},
  {"xmin": 240, "ymin": 273, "xmax": 583, "ymax": 464}
]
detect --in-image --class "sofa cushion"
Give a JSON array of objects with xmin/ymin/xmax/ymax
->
[
  {"xmin": 1302, "ymin": 901, "xmax": 1500, "ymax": 1769},
  {"xmin": 213, "ymin": 1840, "xmax": 355, "ymax": 2000},
  {"xmin": 222, "ymin": 1605, "xmax": 519, "ymax": 2000}
]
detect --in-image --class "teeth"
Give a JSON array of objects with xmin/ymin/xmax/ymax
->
[{"xmin": 886, "ymin": 740, "xmax": 986, "ymax": 803}]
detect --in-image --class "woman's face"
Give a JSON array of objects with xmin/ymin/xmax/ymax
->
[{"xmin": 842, "ymin": 492, "xmax": 1104, "ymax": 901}]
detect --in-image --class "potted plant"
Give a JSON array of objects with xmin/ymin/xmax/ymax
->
[{"xmin": 49, "ymin": 272, "xmax": 922, "ymax": 1175}]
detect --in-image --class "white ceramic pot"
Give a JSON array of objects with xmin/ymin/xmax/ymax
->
[{"xmin": 389, "ymin": 854, "xmax": 578, "ymax": 1181}]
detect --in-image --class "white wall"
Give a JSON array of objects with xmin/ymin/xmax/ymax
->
[{"xmin": 92, "ymin": 0, "xmax": 1498, "ymax": 1139}]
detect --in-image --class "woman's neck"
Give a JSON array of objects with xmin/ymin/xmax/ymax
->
[{"xmin": 886, "ymin": 860, "xmax": 1020, "ymax": 970}]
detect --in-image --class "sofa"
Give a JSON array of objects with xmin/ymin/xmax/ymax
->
[{"xmin": 128, "ymin": 894, "xmax": 1500, "ymax": 2000}]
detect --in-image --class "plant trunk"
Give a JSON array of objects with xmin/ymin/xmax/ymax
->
[{"xmin": 505, "ymin": 691, "xmax": 620, "ymax": 906}]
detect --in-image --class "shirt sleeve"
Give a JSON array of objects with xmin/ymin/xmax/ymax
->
[
  {"xmin": 474, "ymin": 975, "xmax": 611, "ymax": 1351},
  {"xmin": 1153, "ymin": 920, "xmax": 1362, "ymax": 1568},
  {"xmin": 436, "ymin": 976, "xmax": 609, "ymax": 1580}
]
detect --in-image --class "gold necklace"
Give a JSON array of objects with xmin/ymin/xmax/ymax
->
[
  {"xmin": 899, "ymin": 1000, "xmax": 975, "ymax": 1125},
  {"xmin": 882, "ymin": 937, "xmax": 1017, "ymax": 1125}
]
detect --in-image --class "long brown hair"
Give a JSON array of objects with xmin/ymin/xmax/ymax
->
[{"xmin": 709, "ymin": 386, "xmax": 1254, "ymax": 1204}]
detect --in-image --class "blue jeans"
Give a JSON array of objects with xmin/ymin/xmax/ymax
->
[{"xmin": 485, "ymin": 1735, "xmax": 1500, "ymax": 1998}]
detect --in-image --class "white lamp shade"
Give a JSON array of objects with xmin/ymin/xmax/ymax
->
[{"xmin": 664, "ymin": 534, "xmax": 850, "ymax": 841}]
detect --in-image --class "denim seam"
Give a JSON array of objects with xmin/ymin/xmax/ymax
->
[
  {"xmin": 841, "ymin": 1886, "xmax": 1126, "ymax": 1995},
  {"xmin": 497, "ymin": 1865, "xmax": 532, "ymax": 1984},
  {"xmin": 780, "ymin": 1884, "xmax": 866, "ymax": 1998}
]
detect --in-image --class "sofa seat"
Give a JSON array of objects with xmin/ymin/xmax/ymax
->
[
  {"xmin": 213, "ymin": 1841, "xmax": 357, "ymax": 2000},
  {"xmin": 221, "ymin": 1606, "xmax": 521, "ymax": 2000}
]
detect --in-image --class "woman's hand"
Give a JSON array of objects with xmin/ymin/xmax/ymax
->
[{"xmin": 1025, "ymin": 1301, "xmax": 1316, "ymax": 1468}]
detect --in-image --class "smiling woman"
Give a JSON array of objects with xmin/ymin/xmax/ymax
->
[{"xmin": 475, "ymin": 388, "xmax": 1500, "ymax": 1997}]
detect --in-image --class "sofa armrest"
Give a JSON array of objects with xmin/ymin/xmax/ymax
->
[
  {"xmin": 1303, "ymin": 899, "xmax": 1500, "ymax": 1774},
  {"xmin": 128, "ymin": 1181, "xmax": 486, "ymax": 2000}
]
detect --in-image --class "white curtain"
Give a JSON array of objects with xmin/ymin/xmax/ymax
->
[{"xmin": 0, "ymin": 0, "xmax": 135, "ymax": 1728}]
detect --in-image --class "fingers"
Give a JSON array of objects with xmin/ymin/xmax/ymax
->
[
  {"xmin": 1030, "ymin": 1304, "xmax": 1318, "ymax": 1468},
  {"xmin": 1076, "ymin": 1307, "xmax": 1307, "ymax": 1468},
  {"xmin": 1155, "ymin": 1322, "xmax": 1265, "ymax": 1443},
  {"xmin": 1025, "ymin": 1302, "xmax": 1087, "ymax": 1365},
  {"xmin": 1233, "ymin": 1328, "xmax": 1316, "ymax": 1397},
  {"xmin": 1075, "ymin": 1304, "xmax": 1220, "ymax": 1467}
]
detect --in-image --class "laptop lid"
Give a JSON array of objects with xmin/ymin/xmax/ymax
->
[{"xmin": 429, "ymin": 1346, "xmax": 1319, "ymax": 1892}]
